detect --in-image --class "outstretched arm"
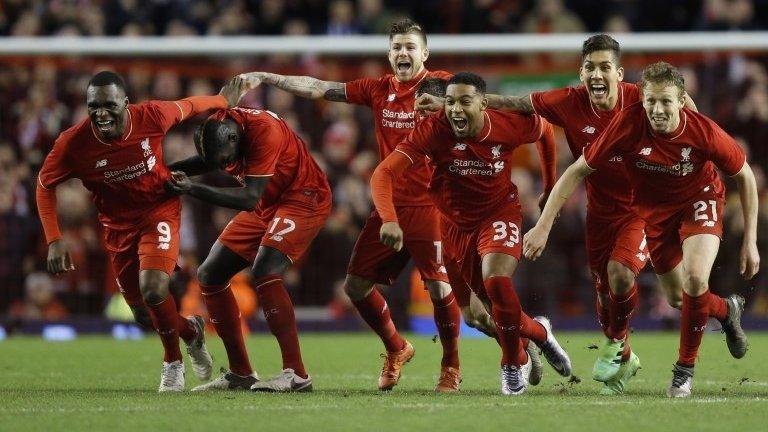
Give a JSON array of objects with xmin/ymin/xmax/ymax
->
[
  {"xmin": 370, "ymin": 151, "xmax": 415, "ymax": 251},
  {"xmin": 166, "ymin": 172, "xmax": 269, "ymax": 211},
  {"xmin": 486, "ymin": 94, "xmax": 535, "ymax": 114},
  {"xmin": 732, "ymin": 162, "xmax": 760, "ymax": 279},
  {"xmin": 243, "ymin": 72, "xmax": 347, "ymax": 102},
  {"xmin": 523, "ymin": 155, "xmax": 594, "ymax": 260}
]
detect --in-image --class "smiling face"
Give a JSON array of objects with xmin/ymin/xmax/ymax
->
[
  {"xmin": 642, "ymin": 82, "xmax": 684, "ymax": 134},
  {"xmin": 579, "ymin": 50, "xmax": 624, "ymax": 111},
  {"xmin": 388, "ymin": 33, "xmax": 428, "ymax": 82},
  {"xmin": 444, "ymin": 83, "xmax": 487, "ymax": 139},
  {"xmin": 87, "ymin": 84, "xmax": 128, "ymax": 140}
]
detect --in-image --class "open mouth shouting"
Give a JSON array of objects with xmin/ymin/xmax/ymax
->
[
  {"xmin": 450, "ymin": 115, "xmax": 469, "ymax": 135},
  {"xmin": 93, "ymin": 117, "xmax": 118, "ymax": 137},
  {"xmin": 396, "ymin": 59, "xmax": 412, "ymax": 76},
  {"xmin": 589, "ymin": 82, "xmax": 608, "ymax": 98}
]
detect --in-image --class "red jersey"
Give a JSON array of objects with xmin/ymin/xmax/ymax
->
[
  {"xmin": 346, "ymin": 68, "xmax": 452, "ymax": 207},
  {"xmin": 584, "ymin": 103, "xmax": 746, "ymax": 217},
  {"xmin": 531, "ymin": 81, "xmax": 640, "ymax": 219},
  {"xmin": 38, "ymin": 100, "xmax": 197, "ymax": 230},
  {"xmin": 396, "ymin": 109, "xmax": 544, "ymax": 230},
  {"xmin": 214, "ymin": 107, "xmax": 330, "ymax": 218}
]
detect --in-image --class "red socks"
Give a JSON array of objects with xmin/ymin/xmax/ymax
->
[
  {"xmin": 255, "ymin": 275, "xmax": 307, "ymax": 378},
  {"xmin": 607, "ymin": 284, "xmax": 638, "ymax": 341},
  {"xmin": 147, "ymin": 295, "xmax": 183, "ymax": 363},
  {"xmin": 201, "ymin": 283, "xmax": 253, "ymax": 376},
  {"xmin": 484, "ymin": 276, "xmax": 524, "ymax": 366},
  {"xmin": 352, "ymin": 289, "xmax": 407, "ymax": 353},
  {"xmin": 431, "ymin": 292, "xmax": 460, "ymax": 368},
  {"xmin": 678, "ymin": 291, "xmax": 710, "ymax": 367},
  {"xmin": 520, "ymin": 312, "xmax": 546, "ymax": 344},
  {"xmin": 177, "ymin": 314, "xmax": 197, "ymax": 343},
  {"xmin": 707, "ymin": 292, "xmax": 728, "ymax": 322}
]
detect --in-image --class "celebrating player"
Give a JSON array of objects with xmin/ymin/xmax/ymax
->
[
  {"xmin": 36, "ymin": 71, "xmax": 249, "ymax": 391},
  {"xmin": 415, "ymin": 34, "xmax": 735, "ymax": 395},
  {"xmin": 524, "ymin": 62, "xmax": 759, "ymax": 398},
  {"xmin": 165, "ymin": 106, "xmax": 332, "ymax": 392},
  {"xmin": 372, "ymin": 72, "xmax": 572, "ymax": 395},
  {"xmin": 243, "ymin": 19, "xmax": 471, "ymax": 392}
]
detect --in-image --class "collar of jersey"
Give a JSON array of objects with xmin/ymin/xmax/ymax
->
[
  {"xmin": 392, "ymin": 67, "xmax": 429, "ymax": 93},
  {"xmin": 587, "ymin": 83, "xmax": 625, "ymax": 119},
  {"xmin": 91, "ymin": 107, "xmax": 133, "ymax": 145}
]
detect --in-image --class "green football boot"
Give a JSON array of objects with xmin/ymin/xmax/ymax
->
[
  {"xmin": 600, "ymin": 351, "xmax": 641, "ymax": 395},
  {"xmin": 592, "ymin": 337, "xmax": 624, "ymax": 382}
]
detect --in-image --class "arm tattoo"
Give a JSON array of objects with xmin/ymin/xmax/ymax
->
[
  {"xmin": 271, "ymin": 75, "xmax": 346, "ymax": 101},
  {"xmin": 487, "ymin": 94, "xmax": 534, "ymax": 114},
  {"xmin": 323, "ymin": 85, "xmax": 347, "ymax": 102}
]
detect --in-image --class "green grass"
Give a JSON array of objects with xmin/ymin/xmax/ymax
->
[{"xmin": 1, "ymin": 331, "xmax": 766, "ymax": 431}]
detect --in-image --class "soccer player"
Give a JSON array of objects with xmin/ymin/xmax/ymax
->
[
  {"xmin": 36, "ymin": 71, "xmax": 250, "ymax": 391},
  {"xmin": 372, "ymin": 72, "xmax": 572, "ymax": 395},
  {"xmin": 243, "ymin": 19, "xmax": 468, "ymax": 392},
  {"xmin": 165, "ymin": 106, "xmax": 331, "ymax": 393},
  {"xmin": 523, "ymin": 62, "xmax": 759, "ymax": 398},
  {"xmin": 416, "ymin": 34, "xmax": 734, "ymax": 396}
]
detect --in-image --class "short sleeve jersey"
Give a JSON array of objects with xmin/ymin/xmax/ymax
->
[
  {"xmin": 584, "ymin": 103, "xmax": 746, "ymax": 218},
  {"xmin": 396, "ymin": 109, "xmax": 544, "ymax": 230},
  {"xmin": 214, "ymin": 107, "xmax": 330, "ymax": 217},
  {"xmin": 38, "ymin": 101, "xmax": 188, "ymax": 229},
  {"xmin": 530, "ymin": 81, "xmax": 640, "ymax": 219},
  {"xmin": 346, "ymin": 68, "xmax": 452, "ymax": 207}
]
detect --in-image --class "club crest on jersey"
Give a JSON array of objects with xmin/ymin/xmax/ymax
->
[
  {"xmin": 680, "ymin": 146, "xmax": 693, "ymax": 176},
  {"xmin": 453, "ymin": 143, "xmax": 467, "ymax": 151},
  {"xmin": 491, "ymin": 145, "xmax": 502, "ymax": 159},
  {"xmin": 95, "ymin": 159, "xmax": 107, "ymax": 168},
  {"xmin": 582, "ymin": 125, "xmax": 596, "ymax": 134},
  {"xmin": 140, "ymin": 138, "xmax": 151, "ymax": 156},
  {"xmin": 387, "ymin": 93, "xmax": 396, "ymax": 102}
]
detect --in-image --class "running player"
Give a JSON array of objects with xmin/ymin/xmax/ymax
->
[
  {"xmin": 36, "ymin": 71, "xmax": 249, "ymax": 391},
  {"xmin": 243, "ymin": 19, "xmax": 467, "ymax": 392},
  {"xmin": 165, "ymin": 106, "xmax": 331, "ymax": 393},
  {"xmin": 416, "ymin": 34, "xmax": 734, "ymax": 396},
  {"xmin": 523, "ymin": 62, "xmax": 759, "ymax": 398},
  {"xmin": 372, "ymin": 72, "xmax": 572, "ymax": 395}
]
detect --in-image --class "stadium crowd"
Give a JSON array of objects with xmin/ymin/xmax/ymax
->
[{"xmin": 0, "ymin": 1, "xmax": 766, "ymax": 327}]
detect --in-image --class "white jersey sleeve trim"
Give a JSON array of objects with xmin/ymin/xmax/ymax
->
[{"xmin": 395, "ymin": 149, "xmax": 415, "ymax": 164}]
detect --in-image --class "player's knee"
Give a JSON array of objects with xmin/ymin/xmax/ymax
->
[
  {"xmin": 251, "ymin": 247, "xmax": 290, "ymax": 280},
  {"xmin": 343, "ymin": 275, "xmax": 374, "ymax": 301},
  {"xmin": 425, "ymin": 280, "xmax": 451, "ymax": 300},
  {"xmin": 130, "ymin": 305, "xmax": 154, "ymax": 330},
  {"xmin": 607, "ymin": 261, "xmax": 635, "ymax": 294},
  {"xmin": 139, "ymin": 271, "xmax": 170, "ymax": 305},
  {"xmin": 685, "ymin": 273, "xmax": 708, "ymax": 296},
  {"xmin": 196, "ymin": 261, "xmax": 219, "ymax": 286}
]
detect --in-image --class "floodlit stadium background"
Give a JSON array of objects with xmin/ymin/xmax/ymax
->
[{"xmin": 0, "ymin": 0, "xmax": 766, "ymax": 338}]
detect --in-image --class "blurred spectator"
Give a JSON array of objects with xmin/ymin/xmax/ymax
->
[
  {"xmin": 326, "ymin": 0, "xmax": 360, "ymax": 35},
  {"xmin": 520, "ymin": 0, "xmax": 586, "ymax": 34},
  {"xmin": 9, "ymin": 272, "xmax": 69, "ymax": 320}
]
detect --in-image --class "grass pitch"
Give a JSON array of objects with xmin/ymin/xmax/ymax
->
[{"xmin": 1, "ymin": 331, "xmax": 766, "ymax": 431}]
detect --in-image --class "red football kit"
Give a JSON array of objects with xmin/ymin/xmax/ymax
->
[
  {"xmin": 345, "ymin": 68, "xmax": 452, "ymax": 284},
  {"xmin": 531, "ymin": 82, "xmax": 648, "ymax": 283},
  {"xmin": 584, "ymin": 103, "xmax": 746, "ymax": 274},
  {"xmin": 372, "ymin": 109, "xmax": 553, "ymax": 302},
  {"xmin": 37, "ymin": 96, "xmax": 228, "ymax": 305},
  {"xmin": 212, "ymin": 107, "xmax": 332, "ymax": 263}
]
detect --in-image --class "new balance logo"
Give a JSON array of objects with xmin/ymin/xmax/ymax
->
[
  {"xmin": 639, "ymin": 147, "xmax": 652, "ymax": 156},
  {"xmin": 387, "ymin": 93, "xmax": 396, "ymax": 102},
  {"xmin": 95, "ymin": 159, "xmax": 107, "ymax": 168},
  {"xmin": 582, "ymin": 125, "xmax": 596, "ymax": 134},
  {"xmin": 454, "ymin": 143, "xmax": 467, "ymax": 151},
  {"xmin": 702, "ymin": 221, "xmax": 715, "ymax": 227}
]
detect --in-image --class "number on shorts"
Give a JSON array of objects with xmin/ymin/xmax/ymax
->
[
  {"xmin": 693, "ymin": 200, "xmax": 718, "ymax": 221},
  {"xmin": 492, "ymin": 221, "xmax": 520, "ymax": 244},
  {"xmin": 433, "ymin": 241, "xmax": 443, "ymax": 265},
  {"xmin": 157, "ymin": 222, "xmax": 171, "ymax": 250},
  {"xmin": 268, "ymin": 217, "xmax": 296, "ymax": 241}
]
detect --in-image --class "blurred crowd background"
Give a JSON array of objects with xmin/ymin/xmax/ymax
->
[{"xmin": 0, "ymin": 0, "xmax": 767, "ymax": 332}]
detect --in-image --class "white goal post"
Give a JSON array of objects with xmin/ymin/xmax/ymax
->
[{"xmin": 1, "ymin": 32, "xmax": 767, "ymax": 56}]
